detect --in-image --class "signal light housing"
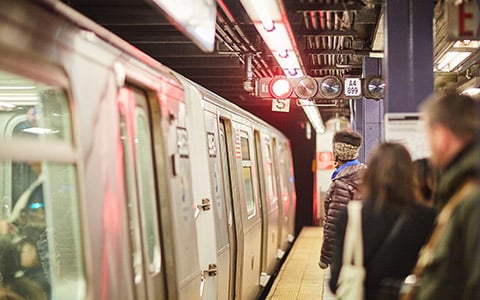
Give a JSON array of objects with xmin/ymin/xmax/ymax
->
[
  {"xmin": 269, "ymin": 77, "xmax": 293, "ymax": 99},
  {"xmin": 256, "ymin": 75, "xmax": 384, "ymax": 100},
  {"xmin": 318, "ymin": 76, "xmax": 342, "ymax": 99},
  {"xmin": 363, "ymin": 76, "xmax": 385, "ymax": 100},
  {"xmin": 294, "ymin": 76, "xmax": 318, "ymax": 98}
]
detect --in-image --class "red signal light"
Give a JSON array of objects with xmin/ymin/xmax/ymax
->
[{"xmin": 269, "ymin": 77, "xmax": 293, "ymax": 99}]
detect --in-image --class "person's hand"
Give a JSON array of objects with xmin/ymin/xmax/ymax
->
[{"xmin": 0, "ymin": 220, "xmax": 18, "ymax": 234}]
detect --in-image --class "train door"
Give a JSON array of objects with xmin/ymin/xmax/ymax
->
[
  {"xmin": 233, "ymin": 123, "xmax": 262, "ymax": 300},
  {"xmin": 218, "ymin": 119, "xmax": 238, "ymax": 300},
  {"xmin": 181, "ymin": 86, "xmax": 219, "ymax": 299},
  {"xmin": 285, "ymin": 146, "xmax": 297, "ymax": 241},
  {"xmin": 274, "ymin": 141, "xmax": 290, "ymax": 252},
  {"xmin": 203, "ymin": 111, "xmax": 232, "ymax": 299},
  {"xmin": 254, "ymin": 132, "xmax": 279, "ymax": 285},
  {"xmin": 117, "ymin": 85, "xmax": 166, "ymax": 299},
  {"xmin": 0, "ymin": 66, "xmax": 86, "ymax": 299}
]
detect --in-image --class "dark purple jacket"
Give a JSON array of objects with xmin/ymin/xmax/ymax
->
[{"xmin": 320, "ymin": 163, "xmax": 367, "ymax": 265}]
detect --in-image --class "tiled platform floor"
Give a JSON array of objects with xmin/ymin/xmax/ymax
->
[{"xmin": 265, "ymin": 226, "xmax": 327, "ymax": 299}]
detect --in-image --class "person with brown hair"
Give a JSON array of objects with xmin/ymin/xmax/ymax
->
[
  {"xmin": 329, "ymin": 143, "xmax": 436, "ymax": 299},
  {"xmin": 412, "ymin": 158, "xmax": 438, "ymax": 206}
]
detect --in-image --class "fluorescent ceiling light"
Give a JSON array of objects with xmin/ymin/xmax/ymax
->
[
  {"xmin": 0, "ymin": 101, "xmax": 16, "ymax": 108},
  {"xmin": 436, "ymin": 51, "xmax": 472, "ymax": 72},
  {"xmin": 240, "ymin": 0, "xmax": 303, "ymax": 75},
  {"xmin": 461, "ymin": 88, "xmax": 480, "ymax": 96},
  {"xmin": 249, "ymin": 1, "xmax": 275, "ymax": 31},
  {"xmin": 298, "ymin": 99, "xmax": 325, "ymax": 133},
  {"xmin": 457, "ymin": 77, "xmax": 480, "ymax": 96},
  {"xmin": 0, "ymin": 95, "xmax": 40, "ymax": 101},
  {"xmin": 149, "ymin": 0, "xmax": 216, "ymax": 52},
  {"xmin": 241, "ymin": 0, "xmax": 323, "ymax": 132},
  {"xmin": 0, "ymin": 86, "xmax": 36, "ymax": 90},
  {"xmin": 453, "ymin": 40, "xmax": 480, "ymax": 49},
  {"xmin": 22, "ymin": 127, "xmax": 59, "ymax": 135}
]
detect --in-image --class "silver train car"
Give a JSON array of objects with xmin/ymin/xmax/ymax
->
[{"xmin": 0, "ymin": 0, "xmax": 297, "ymax": 299}]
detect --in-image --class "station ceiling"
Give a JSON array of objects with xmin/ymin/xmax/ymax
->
[
  {"xmin": 60, "ymin": 0, "xmax": 480, "ymax": 139},
  {"xmin": 61, "ymin": 0, "xmax": 383, "ymax": 138}
]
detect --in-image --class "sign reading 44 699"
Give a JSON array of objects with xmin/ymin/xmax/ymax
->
[{"xmin": 344, "ymin": 78, "xmax": 362, "ymax": 98}]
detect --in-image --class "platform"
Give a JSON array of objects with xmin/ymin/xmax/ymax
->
[{"xmin": 265, "ymin": 226, "xmax": 326, "ymax": 299}]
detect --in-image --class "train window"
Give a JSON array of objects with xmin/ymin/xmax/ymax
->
[
  {"xmin": 132, "ymin": 89, "xmax": 162, "ymax": 275},
  {"xmin": 0, "ymin": 71, "xmax": 72, "ymax": 144},
  {"xmin": 0, "ymin": 69, "xmax": 84, "ymax": 299},
  {"xmin": 118, "ymin": 85, "xmax": 163, "ymax": 292},
  {"xmin": 1, "ymin": 161, "xmax": 84, "ymax": 300},
  {"xmin": 278, "ymin": 146, "xmax": 289, "ymax": 203},
  {"xmin": 264, "ymin": 141, "xmax": 277, "ymax": 205},
  {"xmin": 218, "ymin": 123, "xmax": 233, "ymax": 226},
  {"xmin": 240, "ymin": 136, "xmax": 250, "ymax": 160},
  {"xmin": 240, "ymin": 132, "xmax": 255, "ymax": 217},
  {"xmin": 119, "ymin": 112, "xmax": 144, "ymax": 286}
]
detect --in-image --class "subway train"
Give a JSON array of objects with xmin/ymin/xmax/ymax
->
[{"xmin": 0, "ymin": 0, "xmax": 297, "ymax": 299}]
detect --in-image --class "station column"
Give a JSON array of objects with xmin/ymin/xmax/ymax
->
[
  {"xmin": 355, "ymin": 57, "xmax": 384, "ymax": 163},
  {"xmin": 384, "ymin": 0, "xmax": 434, "ymax": 113}
]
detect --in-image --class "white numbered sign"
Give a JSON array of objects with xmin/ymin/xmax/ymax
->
[{"xmin": 344, "ymin": 78, "xmax": 362, "ymax": 97}]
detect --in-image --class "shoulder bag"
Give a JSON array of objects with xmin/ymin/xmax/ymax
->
[{"xmin": 337, "ymin": 201, "xmax": 365, "ymax": 300}]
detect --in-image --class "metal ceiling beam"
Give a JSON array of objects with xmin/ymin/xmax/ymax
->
[
  {"xmin": 294, "ymin": 2, "xmax": 363, "ymax": 12},
  {"xmin": 155, "ymin": 57, "xmax": 243, "ymax": 67},
  {"xmin": 71, "ymin": 4, "xmax": 170, "ymax": 25},
  {"xmin": 298, "ymin": 29, "xmax": 357, "ymax": 37},
  {"xmin": 137, "ymin": 43, "xmax": 216, "ymax": 56},
  {"xmin": 104, "ymin": 26, "xmax": 193, "ymax": 43},
  {"xmin": 179, "ymin": 68, "xmax": 245, "ymax": 77},
  {"xmin": 306, "ymin": 49, "xmax": 370, "ymax": 55}
]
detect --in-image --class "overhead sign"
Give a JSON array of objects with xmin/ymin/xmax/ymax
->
[
  {"xmin": 344, "ymin": 78, "xmax": 362, "ymax": 97},
  {"xmin": 148, "ymin": 0, "xmax": 217, "ymax": 52},
  {"xmin": 272, "ymin": 99, "xmax": 290, "ymax": 112},
  {"xmin": 447, "ymin": 1, "xmax": 480, "ymax": 40},
  {"xmin": 384, "ymin": 113, "xmax": 431, "ymax": 160}
]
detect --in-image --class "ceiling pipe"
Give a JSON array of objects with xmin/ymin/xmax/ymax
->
[
  {"xmin": 217, "ymin": 0, "xmax": 274, "ymax": 77},
  {"xmin": 243, "ymin": 53, "xmax": 255, "ymax": 93}
]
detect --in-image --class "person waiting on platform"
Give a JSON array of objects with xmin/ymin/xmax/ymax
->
[
  {"xmin": 413, "ymin": 158, "xmax": 438, "ymax": 206},
  {"xmin": 319, "ymin": 130, "xmax": 367, "ymax": 299},
  {"xmin": 320, "ymin": 130, "xmax": 367, "ymax": 269},
  {"xmin": 402, "ymin": 92, "xmax": 480, "ymax": 299},
  {"xmin": 329, "ymin": 142, "xmax": 436, "ymax": 300}
]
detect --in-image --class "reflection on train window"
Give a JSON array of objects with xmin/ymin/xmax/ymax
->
[
  {"xmin": 119, "ymin": 112, "xmax": 144, "ymax": 285},
  {"xmin": 240, "ymin": 133, "xmax": 256, "ymax": 217},
  {"xmin": 240, "ymin": 136, "xmax": 250, "ymax": 160},
  {"xmin": 278, "ymin": 146, "xmax": 288, "ymax": 203},
  {"xmin": 218, "ymin": 122, "xmax": 233, "ymax": 226},
  {"xmin": 0, "ymin": 70, "xmax": 72, "ymax": 143},
  {"xmin": 264, "ymin": 141, "xmax": 277, "ymax": 205},
  {"xmin": 132, "ymin": 88, "xmax": 162, "ymax": 275},
  {"xmin": 0, "ymin": 69, "xmax": 84, "ymax": 299}
]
